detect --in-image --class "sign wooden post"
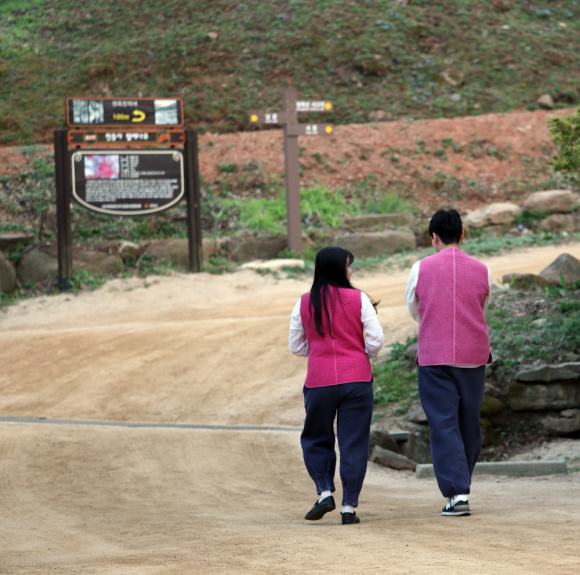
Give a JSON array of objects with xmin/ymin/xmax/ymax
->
[{"xmin": 250, "ymin": 89, "xmax": 334, "ymax": 255}]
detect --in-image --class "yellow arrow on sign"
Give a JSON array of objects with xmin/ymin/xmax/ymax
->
[
  {"xmin": 325, "ymin": 125, "xmax": 333, "ymax": 134},
  {"xmin": 132, "ymin": 109, "xmax": 146, "ymax": 122},
  {"xmin": 325, "ymin": 102, "xmax": 333, "ymax": 111},
  {"xmin": 250, "ymin": 114, "xmax": 258, "ymax": 122}
]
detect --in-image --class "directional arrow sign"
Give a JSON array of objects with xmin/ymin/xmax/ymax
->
[
  {"xmin": 66, "ymin": 97, "xmax": 184, "ymax": 127},
  {"xmin": 286, "ymin": 124, "xmax": 334, "ymax": 136},
  {"xmin": 249, "ymin": 111, "xmax": 291, "ymax": 126},
  {"xmin": 296, "ymin": 101, "xmax": 333, "ymax": 112}
]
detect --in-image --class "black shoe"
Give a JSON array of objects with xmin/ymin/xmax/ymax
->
[
  {"xmin": 304, "ymin": 496, "xmax": 336, "ymax": 521},
  {"xmin": 442, "ymin": 495, "xmax": 471, "ymax": 517},
  {"xmin": 341, "ymin": 511, "xmax": 360, "ymax": 525}
]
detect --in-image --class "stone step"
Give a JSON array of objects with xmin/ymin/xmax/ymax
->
[{"xmin": 416, "ymin": 460, "xmax": 567, "ymax": 479}]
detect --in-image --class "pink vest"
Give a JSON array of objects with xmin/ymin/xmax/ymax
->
[
  {"xmin": 416, "ymin": 248, "xmax": 491, "ymax": 366},
  {"xmin": 300, "ymin": 288, "xmax": 372, "ymax": 388}
]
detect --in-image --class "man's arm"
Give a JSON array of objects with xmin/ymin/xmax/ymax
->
[
  {"xmin": 405, "ymin": 261, "xmax": 421, "ymax": 323},
  {"xmin": 483, "ymin": 266, "xmax": 492, "ymax": 313}
]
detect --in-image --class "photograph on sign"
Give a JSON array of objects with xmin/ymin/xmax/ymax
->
[
  {"xmin": 66, "ymin": 98, "xmax": 185, "ymax": 128},
  {"xmin": 85, "ymin": 155, "xmax": 120, "ymax": 179},
  {"xmin": 154, "ymin": 100, "xmax": 179, "ymax": 124},
  {"xmin": 71, "ymin": 150, "xmax": 185, "ymax": 216},
  {"xmin": 73, "ymin": 99, "xmax": 105, "ymax": 124}
]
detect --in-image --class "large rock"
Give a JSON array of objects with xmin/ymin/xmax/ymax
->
[
  {"xmin": 334, "ymin": 230, "xmax": 416, "ymax": 257},
  {"xmin": 0, "ymin": 253, "xmax": 17, "ymax": 294},
  {"xmin": 370, "ymin": 445, "xmax": 417, "ymax": 471},
  {"xmin": 118, "ymin": 241, "xmax": 141, "ymax": 262},
  {"xmin": 344, "ymin": 213, "xmax": 413, "ymax": 229},
  {"xmin": 225, "ymin": 236, "xmax": 287, "ymax": 262},
  {"xmin": 541, "ymin": 410, "xmax": 580, "ymax": 435},
  {"xmin": 0, "ymin": 233, "xmax": 35, "ymax": 250},
  {"xmin": 515, "ymin": 362, "xmax": 580, "ymax": 383},
  {"xmin": 368, "ymin": 429, "xmax": 400, "ymax": 457},
  {"xmin": 537, "ymin": 94, "xmax": 555, "ymax": 109},
  {"xmin": 146, "ymin": 238, "xmax": 217, "ymax": 268},
  {"xmin": 480, "ymin": 396, "xmax": 506, "ymax": 418},
  {"xmin": 74, "ymin": 251, "xmax": 123, "ymax": 275},
  {"xmin": 501, "ymin": 273, "xmax": 549, "ymax": 288},
  {"xmin": 147, "ymin": 239, "xmax": 189, "ymax": 268},
  {"xmin": 403, "ymin": 342, "xmax": 419, "ymax": 360},
  {"xmin": 523, "ymin": 190, "xmax": 576, "ymax": 214},
  {"xmin": 537, "ymin": 214, "xmax": 575, "ymax": 232},
  {"xmin": 479, "ymin": 223, "xmax": 512, "ymax": 236},
  {"xmin": 406, "ymin": 405, "xmax": 428, "ymax": 424},
  {"xmin": 463, "ymin": 203, "xmax": 522, "ymax": 229},
  {"xmin": 481, "ymin": 418, "xmax": 501, "ymax": 447},
  {"xmin": 398, "ymin": 431, "xmax": 432, "ymax": 464},
  {"xmin": 508, "ymin": 380, "xmax": 580, "ymax": 410},
  {"xmin": 539, "ymin": 253, "xmax": 580, "ymax": 286},
  {"xmin": 17, "ymin": 244, "xmax": 58, "ymax": 284}
]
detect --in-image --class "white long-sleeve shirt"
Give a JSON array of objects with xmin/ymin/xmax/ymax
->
[
  {"xmin": 405, "ymin": 259, "xmax": 492, "ymax": 367},
  {"xmin": 289, "ymin": 292, "xmax": 385, "ymax": 358}
]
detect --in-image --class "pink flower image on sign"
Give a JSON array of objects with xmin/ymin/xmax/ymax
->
[{"xmin": 84, "ymin": 155, "xmax": 120, "ymax": 179}]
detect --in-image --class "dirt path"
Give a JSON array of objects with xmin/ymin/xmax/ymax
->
[{"xmin": 1, "ymin": 244, "xmax": 580, "ymax": 574}]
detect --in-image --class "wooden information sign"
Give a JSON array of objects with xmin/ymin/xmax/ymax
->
[
  {"xmin": 249, "ymin": 88, "xmax": 334, "ymax": 254},
  {"xmin": 55, "ymin": 96, "xmax": 202, "ymax": 290}
]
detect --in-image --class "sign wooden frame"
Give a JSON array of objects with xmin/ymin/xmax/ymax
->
[{"xmin": 55, "ymin": 127, "xmax": 202, "ymax": 290}]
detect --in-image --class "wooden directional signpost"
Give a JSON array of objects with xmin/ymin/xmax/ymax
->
[
  {"xmin": 250, "ymin": 88, "xmax": 334, "ymax": 254},
  {"xmin": 55, "ymin": 97, "xmax": 202, "ymax": 290}
]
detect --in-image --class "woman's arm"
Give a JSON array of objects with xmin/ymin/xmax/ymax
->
[
  {"xmin": 289, "ymin": 298, "xmax": 309, "ymax": 356},
  {"xmin": 361, "ymin": 293, "xmax": 384, "ymax": 357}
]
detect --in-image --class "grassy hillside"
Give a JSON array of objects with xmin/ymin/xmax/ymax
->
[{"xmin": 1, "ymin": 0, "xmax": 580, "ymax": 144}]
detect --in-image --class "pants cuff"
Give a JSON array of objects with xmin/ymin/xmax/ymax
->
[{"xmin": 316, "ymin": 481, "xmax": 335, "ymax": 494}]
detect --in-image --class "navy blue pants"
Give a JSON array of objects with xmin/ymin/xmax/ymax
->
[
  {"xmin": 418, "ymin": 365, "xmax": 485, "ymax": 498},
  {"xmin": 301, "ymin": 381, "xmax": 374, "ymax": 507}
]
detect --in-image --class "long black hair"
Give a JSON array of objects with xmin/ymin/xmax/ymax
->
[{"xmin": 308, "ymin": 246, "xmax": 377, "ymax": 337}]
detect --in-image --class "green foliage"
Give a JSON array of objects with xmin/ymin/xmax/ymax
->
[
  {"xmin": 442, "ymin": 137, "xmax": 453, "ymax": 149},
  {"xmin": 372, "ymin": 335, "xmax": 419, "ymax": 407},
  {"xmin": 550, "ymin": 107, "xmax": 580, "ymax": 185},
  {"xmin": 216, "ymin": 162, "xmax": 237, "ymax": 173},
  {"xmin": 560, "ymin": 301, "xmax": 580, "ymax": 313},
  {"xmin": 514, "ymin": 210, "xmax": 549, "ymax": 227},
  {"xmin": 2, "ymin": 1, "xmax": 580, "ymax": 143},
  {"xmin": 70, "ymin": 270, "xmax": 107, "ymax": 292},
  {"xmin": 488, "ymin": 286, "xmax": 580, "ymax": 367}
]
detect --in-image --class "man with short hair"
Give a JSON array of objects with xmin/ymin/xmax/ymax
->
[{"xmin": 405, "ymin": 209, "xmax": 492, "ymax": 517}]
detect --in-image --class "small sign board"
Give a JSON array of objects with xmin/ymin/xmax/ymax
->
[
  {"xmin": 286, "ymin": 124, "xmax": 334, "ymax": 136},
  {"xmin": 296, "ymin": 101, "xmax": 333, "ymax": 112},
  {"xmin": 68, "ymin": 130, "xmax": 186, "ymax": 146},
  {"xmin": 249, "ymin": 112, "xmax": 291, "ymax": 125},
  {"xmin": 70, "ymin": 150, "xmax": 184, "ymax": 216},
  {"xmin": 66, "ymin": 97, "xmax": 185, "ymax": 128}
]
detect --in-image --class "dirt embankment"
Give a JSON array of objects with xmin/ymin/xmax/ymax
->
[{"xmin": 1, "ymin": 108, "xmax": 575, "ymax": 214}]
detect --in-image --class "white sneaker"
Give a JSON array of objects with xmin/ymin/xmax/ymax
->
[{"xmin": 442, "ymin": 494, "xmax": 471, "ymax": 517}]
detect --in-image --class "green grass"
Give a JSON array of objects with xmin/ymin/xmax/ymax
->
[
  {"xmin": 487, "ymin": 283, "xmax": 580, "ymax": 373},
  {"xmin": 372, "ymin": 336, "xmax": 419, "ymax": 409},
  {"xmin": 1, "ymin": 1, "xmax": 580, "ymax": 143}
]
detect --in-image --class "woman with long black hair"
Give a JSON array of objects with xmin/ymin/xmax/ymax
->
[{"xmin": 289, "ymin": 246, "xmax": 384, "ymax": 525}]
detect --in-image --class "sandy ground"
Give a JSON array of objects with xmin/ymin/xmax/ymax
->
[{"xmin": 2, "ymin": 244, "xmax": 580, "ymax": 574}]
